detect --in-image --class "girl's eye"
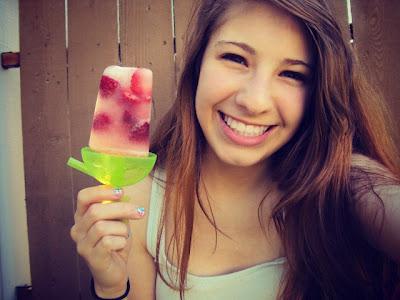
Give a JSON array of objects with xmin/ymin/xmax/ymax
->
[
  {"xmin": 280, "ymin": 70, "xmax": 308, "ymax": 83},
  {"xmin": 221, "ymin": 53, "xmax": 248, "ymax": 67}
]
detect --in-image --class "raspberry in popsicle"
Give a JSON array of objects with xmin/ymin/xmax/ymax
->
[{"xmin": 88, "ymin": 66, "xmax": 152, "ymax": 156}]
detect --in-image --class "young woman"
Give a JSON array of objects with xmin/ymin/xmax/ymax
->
[{"xmin": 70, "ymin": 0, "xmax": 400, "ymax": 299}]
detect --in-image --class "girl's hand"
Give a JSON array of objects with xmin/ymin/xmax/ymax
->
[{"xmin": 70, "ymin": 186, "xmax": 145, "ymax": 297}]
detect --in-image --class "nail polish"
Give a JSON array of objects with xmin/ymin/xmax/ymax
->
[
  {"xmin": 137, "ymin": 207, "xmax": 145, "ymax": 217},
  {"xmin": 113, "ymin": 187, "xmax": 123, "ymax": 198}
]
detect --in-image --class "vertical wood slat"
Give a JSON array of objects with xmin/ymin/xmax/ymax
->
[
  {"xmin": 173, "ymin": 0, "xmax": 196, "ymax": 81},
  {"xmin": 19, "ymin": 0, "xmax": 79, "ymax": 299},
  {"xmin": 67, "ymin": 1, "xmax": 120, "ymax": 298},
  {"xmin": 327, "ymin": 0, "xmax": 351, "ymax": 42},
  {"xmin": 120, "ymin": 0, "xmax": 175, "ymax": 133},
  {"xmin": 351, "ymin": 0, "xmax": 400, "ymax": 145}
]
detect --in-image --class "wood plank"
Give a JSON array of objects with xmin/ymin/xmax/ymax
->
[
  {"xmin": 351, "ymin": 0, "xmax": 400, "ymax": 145},
  {"xmin": 120, "ymin": 0, "xmax": 175, "ymax": 133},
  {"xmin": 19, "ymin": 0, "xmax": 79, "ymax": 299},
  {"xmin": 326, "ymin": 0, "xmax": 351, "ymax": 42},
  {"xmin": 173, "ymin": 0, "xmax": 196, "ymax": 81},
  {"xmin": 67, "ymin": 1, "xmax": 119, "ymax": 298}
]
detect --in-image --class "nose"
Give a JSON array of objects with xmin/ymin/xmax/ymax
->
[{"xmin": 235, "ymin": 73, "xmax": 273, "ymax": 115}]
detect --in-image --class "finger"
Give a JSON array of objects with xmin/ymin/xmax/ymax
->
[
  {"xmin": 94, "ymin": 236, "xmax": 129, "ymax": 254},
  {"xmin": 90, "ymin": 234, "xmax": 133, "ymax": 271},
  {"xmin": 85, "ymin": 220, "xmax": 129, "ymax": 249},
  {"xmin": 79, "ymin": 202, "xmax": 145, "ymax": 235},
  {"xmin": 76, "ymin": 186, "xmax": 124, "ymax": 218},
  {"xmin": 70, "ymin": 224, "xmax": 79, "ymax": 242}
]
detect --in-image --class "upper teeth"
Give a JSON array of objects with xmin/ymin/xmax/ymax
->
[{"xmin": 223, "ymin": 114, "xmax": 269, "ymax": 137}]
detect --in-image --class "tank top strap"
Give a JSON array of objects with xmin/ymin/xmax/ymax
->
[{"xmin": 146, "ymin": 167, "xmax": 166, "ymax": 259}]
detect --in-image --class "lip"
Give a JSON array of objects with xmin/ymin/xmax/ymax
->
[{"xmin": 218, "ymin": 112, "xmax": 276, "ymax": 146}]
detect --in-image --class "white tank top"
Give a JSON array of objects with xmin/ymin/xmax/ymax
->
[{"xmin": 146, "ymin": 169, "xmax": 286, "ymax": 300}]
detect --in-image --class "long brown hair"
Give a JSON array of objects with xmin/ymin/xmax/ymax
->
[{"xmin": 151, "ymin": 0, "xmax": 400, "ymax": 299}]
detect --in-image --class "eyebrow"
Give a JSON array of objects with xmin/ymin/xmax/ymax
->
[
  {"xmin": 215, "ymin": 40, "xmax": 256, "ymax": 55},
  {"xmin": 215, "ymin": 40, "xmax": 312, "ymax": 69},
  {"xmin": 283, "ymin": 58, "xmax": 312, "ymax": 70}
]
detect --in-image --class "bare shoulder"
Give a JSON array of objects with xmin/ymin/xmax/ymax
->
[
  {"xmin": 350, "ymin": 153, "xmax": 400, "ymax": 261},
  {"xmin": 351, "ymin": 153, "xmax": 395, "ymax": 175},
  {"xmin": 350, "ymin": 153, "xmax": 399, "ymax": 191},
  {"xmin": 350, "ymin": 152, "xmax": 399, "ymax": 207}
]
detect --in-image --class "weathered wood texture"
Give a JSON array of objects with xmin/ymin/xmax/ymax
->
[
  {"xmin": 67, "ymin": 2, "xmax": 120, "ymax": 298},
  {"xmin": 19, "ymin": 0, "xmax": 79, "ymax": 299},
  {"xmin": 120, "ymin": 0, "xmax": 175, "ymax": 132},
  {"xmin": 173, "ymin": 0, "xmax": 197, "ymax": 79},
  {"xmin": 351, "ymin": 0, "xmax": 400, "ymax": 145},
  {"xmin": 327, "ymin": 0, "xmax": 351, "ymax": 42},
  {"xmin": 19, "ymin": 0, "xmax": 399, "ymax": 299}
]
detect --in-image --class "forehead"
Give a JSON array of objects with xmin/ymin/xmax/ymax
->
[{"xmin": 210, "ymin": 1, "xmax": 314, "ymax": 63}]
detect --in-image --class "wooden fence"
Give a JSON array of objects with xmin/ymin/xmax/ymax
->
[{"xmin": 19, "ymin": 0, "xmax": 399, "ymax": 299}]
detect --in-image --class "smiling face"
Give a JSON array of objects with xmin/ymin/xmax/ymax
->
[{"xmin": 195, "ymin": 1, "xmax": 314, "ymax": 168}]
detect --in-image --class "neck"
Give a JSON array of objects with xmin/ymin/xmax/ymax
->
[{"xmin": 200, "ymin": 150, "xmax": 273, "ymax": 204}]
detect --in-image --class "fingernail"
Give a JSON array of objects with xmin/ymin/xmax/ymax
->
[
  {"xmin": 112, "ymin": 187, "xmax": 123, "ymax": 198},
  {"xmin": 137, "ymin": 207, "xmax": 145, "ymax": 217}
]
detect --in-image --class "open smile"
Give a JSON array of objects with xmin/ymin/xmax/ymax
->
[{"xmin": 218, "ymin": 111, "xmax": 276, "ymax": 146}]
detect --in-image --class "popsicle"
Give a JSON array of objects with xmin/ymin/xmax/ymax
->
[
  {"xmin": 66, "ymin": 65, "xmax": 157, "ymax": 188},
  {"xmin": 89, "ymin": 65, "xmax": 152, "ymax": 156}
]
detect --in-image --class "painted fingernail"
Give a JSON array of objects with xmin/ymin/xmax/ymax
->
[
  {"xmin": 137, "ymin": 207, "xmax": 145, "ymax": 217},
  {"xmin": 113, "ymin": 187, "xmax": 123, "ymax": 198}
]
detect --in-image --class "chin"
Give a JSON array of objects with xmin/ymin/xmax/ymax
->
[{"xmin": 216, "ymin": 151, "xmax": 269, "ymax": 168}]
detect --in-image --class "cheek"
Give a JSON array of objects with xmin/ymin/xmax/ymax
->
[
  {"xmin": 195, "ymin": 60, "xmax": 239, "ymax": 109},
  {"xmin": 277, "ymin": 89, "xmax": 307, "ymax": 125},
  {"xmin": 195, "ymin": 66, "xmax": 217, "ymax": 123}
]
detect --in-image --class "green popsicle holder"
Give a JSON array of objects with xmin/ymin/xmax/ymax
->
[{"xmin": 67, "ymin": 147, "xmax": 157, "ymax": 188}]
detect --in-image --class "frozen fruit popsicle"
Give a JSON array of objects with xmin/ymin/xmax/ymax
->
[{"xmin": 88, "ymin": 66, "xmax": 152, "ymax": 156}]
